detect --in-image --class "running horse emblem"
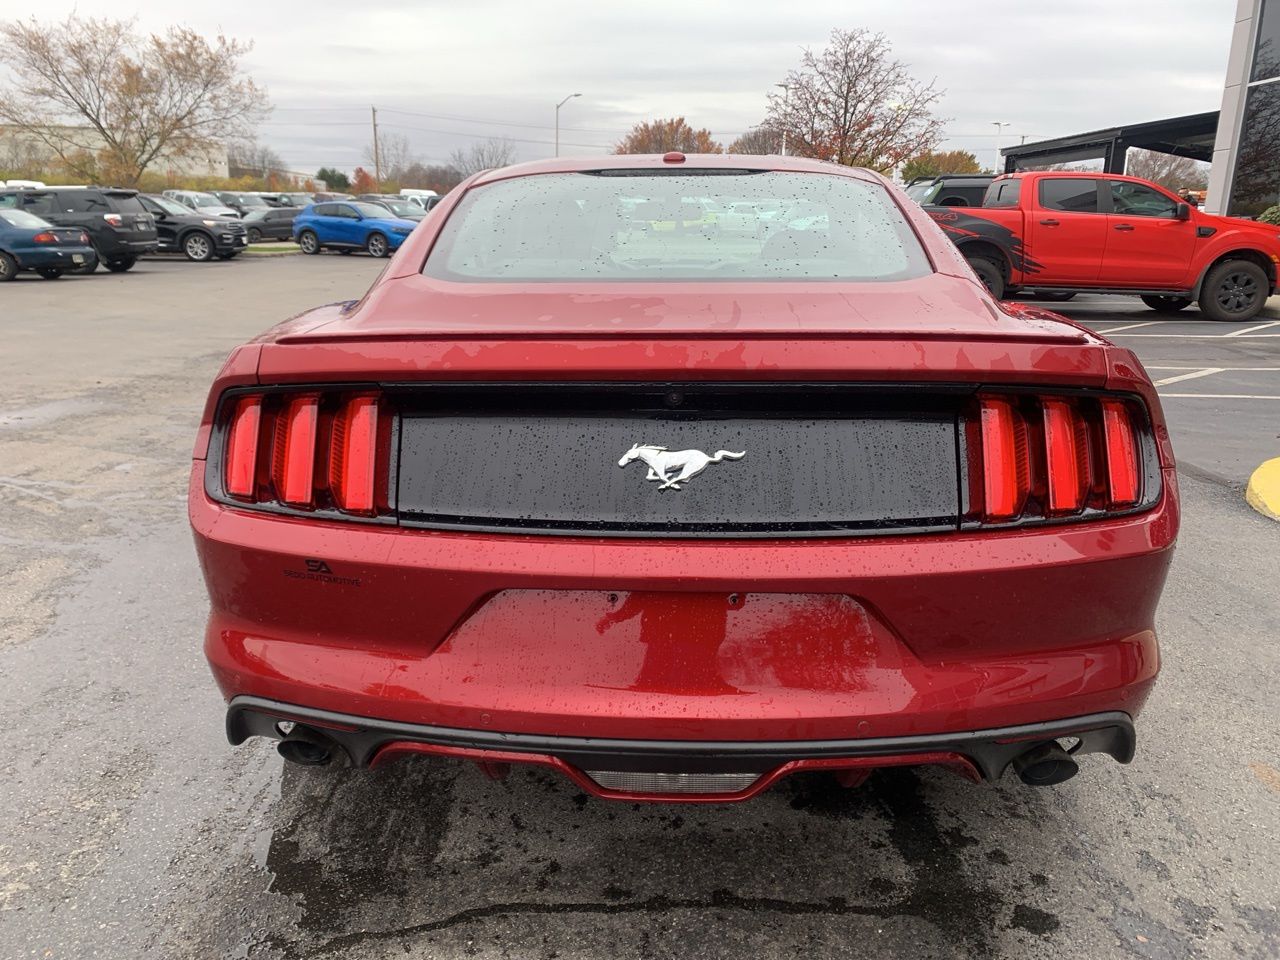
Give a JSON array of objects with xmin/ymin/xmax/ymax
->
[{"xmin": 617, "ymin": 443, "xmax": 746, "ymax": 491}]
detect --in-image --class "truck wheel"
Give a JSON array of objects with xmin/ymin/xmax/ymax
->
[
  {"xmin": 298, "ymin": 230, "xmax": 320, "ymax": 255},
  {"xmin": 1140, "ymin": 295, "xmax": 1192, "ymax": 314},
  {"xmin": 1199, "ymin": 260, "xmax": 1268, "ymax": 322},
  {"xmin": 0, "ymin": 252, "xmax": 17, "ymax": 282},
  {"xmin": 967, "ymin": 255, "xmax": 1005, "ymax": 300}
]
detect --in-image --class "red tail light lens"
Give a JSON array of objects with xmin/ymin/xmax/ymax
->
[
  {"xmin": 271, "ymin": 394, "xmax": 320, "ymax": 506},
  {"xmin": 979, "ymin": 397, "xmax": 1029, "ymax": 520},
  {"xmin": 1101, "ymin": 399, "xmax": 1140, "ymax": 506},
  {"xmin": 329, "ymin": 396, "xmax": 379, "ymax": 513},
  {"xmin": 103, "ymin": 213, "xmax": 124, "ymax": 227},
  {"xmin": 224, "ymin": 395, "xmax": 262, "ymax": 499},
  {"xmin": 217, "ymin": 390, "xmax": 390, "ymax": 518},
  {"xmin": 32, "ymin": 232, "xmax": 57, "ymax": 244},
  {"xmin": 973, "ymin": 392, "xmax": 1151, "ymax": 525},
  {"xmin": 1042, "ymin": 399, "xmax": 1089, "ymax": 514}
]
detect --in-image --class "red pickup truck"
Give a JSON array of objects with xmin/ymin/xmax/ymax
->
[{"xmin": 927, "ymin": 171, "xmax": 1280, "ymax": 321}]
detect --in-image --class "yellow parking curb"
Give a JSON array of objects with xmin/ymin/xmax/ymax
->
[{"xmin": 1245, "ymin": 457, "xmax": 1280, "ymax": 520}]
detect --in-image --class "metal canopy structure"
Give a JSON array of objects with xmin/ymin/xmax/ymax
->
[{"xmin": 1000, "ymin": 112, "xmax": 1220, "ymax": 174}]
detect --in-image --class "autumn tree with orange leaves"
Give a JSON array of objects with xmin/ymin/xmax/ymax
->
[
  {"xmin": 351, "ymin": 167, "xmax": 377, "ymax": 193},
  {"xmin": 615, "ymin": 118, "xmax": 723, "ymax": 155},
  {"xmin": 766, "ymin": 28, "xmax": 946, "ymax": 173}
]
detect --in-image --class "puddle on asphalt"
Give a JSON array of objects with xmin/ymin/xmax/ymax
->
[{"xmin": 0, "ymin": 397, "xmax": 104, "ymax": 429}]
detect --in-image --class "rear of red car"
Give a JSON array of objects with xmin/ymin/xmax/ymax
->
[{"xmin": 190, "ymin": 156, "xmax": 1177, "ymax": 802}]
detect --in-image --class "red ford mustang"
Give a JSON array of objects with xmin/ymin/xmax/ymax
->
[{"xmin": 190, "ymin": 153, "xmax": 1178, "ymax": 802}]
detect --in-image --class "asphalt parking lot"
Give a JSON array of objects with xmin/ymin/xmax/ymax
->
[{"xmin": 1, "ymin": 257, "xmax": 1277, "ymax": 960}]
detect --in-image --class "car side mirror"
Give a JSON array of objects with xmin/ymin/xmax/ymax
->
[{"xmin": 1175, "ymin": 202, "xmax": 1191, "ymax": 220}]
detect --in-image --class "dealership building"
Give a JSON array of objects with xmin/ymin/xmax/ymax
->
[{"xmin": 1001, "ymin": 0, "xmax": 1280, "ymax": 218}]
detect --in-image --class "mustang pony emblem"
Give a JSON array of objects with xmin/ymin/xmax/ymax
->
[{"xmin": 617, "ymin": 443, "xmax": 746, "ymax": 490}]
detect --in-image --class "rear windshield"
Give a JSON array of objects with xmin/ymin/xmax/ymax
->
[
  {"xmin": 423, "ymin": 170, "xmax": 931, "ymax": 282},
  {"xmin": 106, "ymin": 193, "xmax": 146, "ymax": 213},
  {"xmin": 0, "ymin": 209, "xmax": 51, "ymax": 229}
]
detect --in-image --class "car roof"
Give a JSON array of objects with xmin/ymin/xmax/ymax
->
[{"xmin": 470, "ymin": 153, "xmax": 885, "ymax": 187}]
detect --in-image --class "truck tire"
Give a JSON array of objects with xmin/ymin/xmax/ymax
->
[
  {"xmin": 967, "ymin": 255, "xmax": 1005, "ymax": 300},
  {"xmin": 1140, "ymin": 295, "xmax": 1192, "ymax": 314},
  {"xmin": 1198, "ymin": 260, "xmax": 1268, "ymax": 322}
]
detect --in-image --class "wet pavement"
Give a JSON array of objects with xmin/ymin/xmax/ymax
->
[{"xmin": 1, "ymin": 259, "xmax": 1277, "ymax": 959}]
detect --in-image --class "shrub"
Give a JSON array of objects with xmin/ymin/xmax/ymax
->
[{"xmin": 1259, "ymin": 205, "xmax": 1280, "ymax": 225}]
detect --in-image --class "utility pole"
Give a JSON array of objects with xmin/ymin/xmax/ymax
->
[{"xmin": 371, "ymin": 105, "xmax": 382, "ymax": 190}]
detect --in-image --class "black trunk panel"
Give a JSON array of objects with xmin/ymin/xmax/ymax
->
[{"xmin": 392, "ymin": 383, "xmax": 966, "ymax": 537}]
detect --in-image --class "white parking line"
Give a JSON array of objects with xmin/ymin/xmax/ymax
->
[
  {"xmin": 1094, "ymin": 321, "xmax": 1161, "ymax": 334},
  {"xmin": 1152, "ymin": 368, "xmax": 1223, "ymax": 386},
  {"xmin": 1224, "ymin": 320, "xmax": 1280, "ymax": 337},
  {"xmin": 1104, "ymin": 333, "xmax": 1280, "ymax": 339},
  {"xmin": 1147, "ymin": 365, "xmax": 1280, "ymax": 371},
  {"xmin": 1159, "ymin": 392, "xmax": 1280, "ymax": 400}
]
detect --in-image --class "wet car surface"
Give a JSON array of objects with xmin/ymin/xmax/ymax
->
[{"xmin": 1, "ymin": 258, "xmax": 1276, "ymax": 959}]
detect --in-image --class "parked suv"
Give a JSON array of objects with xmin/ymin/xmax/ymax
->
[
  {"xmin": 292, "ymin": 201, "xmax": 417, "ymax": 257},
  {"xmin": 240, "ymin": 207, "xmax": 299, "ymax": 243},
  {"xmin": 0, "ymin": 186, "xmax": 157, "ymax": 272},
  {"xmin": 139, "ymin": 195, "xmax": 247, "ymax": 261},
  {"xmin": 214, "ymin": 191, "xmax": 271, "ymax": 218},
  {"xmin": 905, "ymin": 174, "xmax": 996, "ymax": 207},
  {"xmin": 162, "ymin": 190, "xmax": 240, "ymax": 219}
]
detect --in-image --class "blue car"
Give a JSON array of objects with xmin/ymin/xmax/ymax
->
[
  {"xmin": 0, "ymin": 208, "xmax": 98, "ymax": 281},
  {"xmin": 292, "ymin": 201, "xmax": 417, "ymax": 258}
]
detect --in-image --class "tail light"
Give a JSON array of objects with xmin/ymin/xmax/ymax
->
[
  {"xmin": 32, "ymin": 231, "xmax": 57, "ymax": 244},
  {"xmin": 215, "ymin": 390, "xmax": 392, "ymax": 518},
  {"xmin": 103, "ymin": 213, "xmax": 124, "ymax": 227},
  {"xmin": 968, "ymin": 392, "xmax": 1156, "ymax": 526}
]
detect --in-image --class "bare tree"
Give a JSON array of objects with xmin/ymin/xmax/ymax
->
[
  {"xmin": 0, "ymin": 15, "xmax": 268, "ymax": 186},
  {"xmin": 766, "ymin": 28, "xmax": 946, "ymax": 172},
  {"xmin": 727, "ymin": 125, "xmax": 782, "ymax": 155},
  {"xmin": 615, "ymin": 118, "xmax": 723, "ymax": 154},
  {"xmin": 449, "ymin": 137, "xmax": 516, "ymax": 176},
  {"xmin": 363, "ymin": 131, "xmax": 416, "ymax": 181},
  {"xmin": 228, "ymin": 140, "xmax": 284, "ymax": 178},
  {"xmin": 1123, "ymin": 149, "xmax": 1209, "ymax": 192},
  {"xmin": 397, "ymin": 161, "xmax": 464, "ymax": 193}
]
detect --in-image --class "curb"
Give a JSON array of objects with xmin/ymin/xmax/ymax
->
[
  {"xmin": 243, "ymin": 246, "xmax": 301, "ymax": 257},
  {"xmin": 1245, "ymin": 457, "xmax": 1280, "ymax": 521}
]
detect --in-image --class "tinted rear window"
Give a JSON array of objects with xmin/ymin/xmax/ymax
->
[
  {"xmin": 983, "ymin": 179, "xmax": 1022, "ymax": 207},
  {"xmin": 423, "ymin": 170, "xmax": 931, "ymax": 282},
  {"xmin": 105, "ymin": 193, "xmax": 146, "ymax": 213}
]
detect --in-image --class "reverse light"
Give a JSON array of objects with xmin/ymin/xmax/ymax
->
[
  {"xmin": 103, "ymin": 213, "xmax": 124, "ymax": 226},
  {"xmin": 271, "ymin": 394, "xmax": 320, "ymax": 506}
]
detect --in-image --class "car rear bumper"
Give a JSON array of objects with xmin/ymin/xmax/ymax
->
[
  {"xmin": 227, "ymin": 695, "xmax": 1136, "ymax": 801},
  {"xmin": 13, "ymin": 246, "xmax": 97, "ymax": 268},
  {"xmin": 193, "ymin": 463, "xmax": 1175, "ymax": 764}
]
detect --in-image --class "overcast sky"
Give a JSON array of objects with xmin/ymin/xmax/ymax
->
[{"xmin": 4, "ymin": 0, "xmax": 1239, "ymax": 175}]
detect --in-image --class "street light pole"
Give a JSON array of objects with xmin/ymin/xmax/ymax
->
[
  {"xmin": 775, "ymin": 83, "xmax": 790, "ymax": 156},
  {"xmin": 992, "ymin": 120, "xmax": 1011, "ymax": 172},
  {"xmin": 371, "ymin": 105, "xmax": 381, "ymax": 190},
  {"xmin": 555, "ymin": 93, "xmax": 581, "ymax": 157}
]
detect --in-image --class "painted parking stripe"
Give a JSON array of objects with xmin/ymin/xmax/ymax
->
[
  {"xmin": 1158, "ymin": 392, "xmax": 1280, "ymax": 399},
  {"xmin": 1094, "ymin": 321, "xmax": 1162, "ymax": 334},
  {"xmin": 1224, "ymin": 320, "xmax": 1280, "ymax": 337},
  {"xmin": 1104, "ymin": 332, "xmax": 1280, "ymax": 339},
  {"xmin": 1146, "ymin": 365, "xmax": 1280, "ymax": 371},
  {"xmin": 1152, "ymin": 368, "xmax": 1223, "ymax": 386}
]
